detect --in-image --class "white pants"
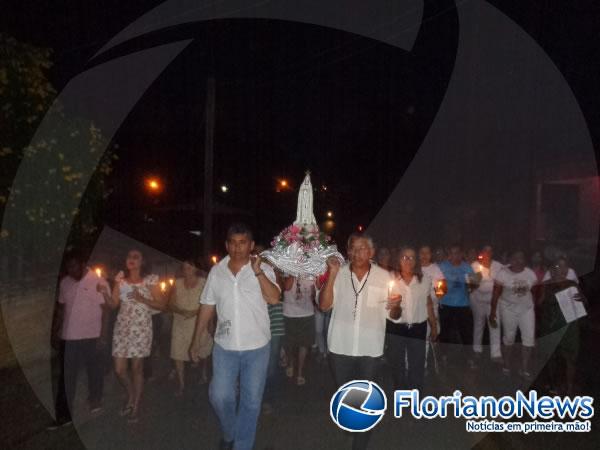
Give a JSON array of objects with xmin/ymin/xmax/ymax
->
[
  {"xmin": 471, "ymin": 299, "xmax": 502, "ymax": 359},
  {"xmin": 501, "ymin": 306, "xmax": 535, "ymax": 347}
]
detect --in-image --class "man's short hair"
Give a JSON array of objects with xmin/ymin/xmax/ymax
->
[
  {"xmin": 347, "ymin": 232, "xmax": 375, "ymax": 252},
  {"xmin": 510, "ymin": 249, "xmax": 525, "ymax": 258},
  {"xmin": 449, "ymin": 243, "xmax": 462, "ymax": 251},
  {"xmin": 64, "ymin": 249, "xmax": 84, "ymax": 265},
  {"xmin": 226, "ymin": 223, "xmax": 254, "ymax": 241}
]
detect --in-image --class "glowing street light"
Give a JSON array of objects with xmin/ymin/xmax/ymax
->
[
  {"xmin": 276, "ymin": 178, "xmax": 291, "ymax": 193},
  {"xmin": 145, "ymin": 177, "xmax": 163, "ymax": 194}
]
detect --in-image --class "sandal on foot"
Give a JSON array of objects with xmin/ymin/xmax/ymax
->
[
  {"xmin": 119, "ymin": 404, "xmax": 134, "ymax": 417},
  {"xmin": 127, "ymin": 407, "xmax": 140, "ymax": 423}
]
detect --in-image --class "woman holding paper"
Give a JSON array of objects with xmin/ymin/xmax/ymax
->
[
  {"xmin": 539, "ymin": 257, "xmax": 586, "ymax": 396},
  {"xmin": 100, "ymin": 248, "xmax": 167, "ymax": 423}
]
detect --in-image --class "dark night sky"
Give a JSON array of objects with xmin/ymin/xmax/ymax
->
[{"xmin": 3, "ymin": 1, "xmax": 600, "ymax": 257}]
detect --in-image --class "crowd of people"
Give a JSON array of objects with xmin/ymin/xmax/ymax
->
[{"xmin": 49, "ymin": 223, "xmax": 588, "ymax": 450}]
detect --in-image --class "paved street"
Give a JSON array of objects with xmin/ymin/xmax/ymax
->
[{"xmin": 1, "ymin": 294, "xmax": 600, "ymax": 450}]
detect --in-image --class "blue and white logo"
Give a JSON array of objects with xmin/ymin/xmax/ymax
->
[{"xmin": 330, "ymin": 380, "xmax": 387, "ymax": 432}]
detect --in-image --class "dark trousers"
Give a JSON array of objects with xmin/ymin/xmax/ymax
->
[
  {"xmin": 439, "ymin": 305, "xmax": 473, "ymax": 346},
  {"xmin": 330, "ymin": 353, "xmax": 380, "ymax": 450},
  {"xmin": 263, "ymin": 334, "xmax": 283, "ymax": 403},
  {"xmin": 439, "ymin": 305, "xmax": 474, "ymax": 367},
  {"xmin": 55, "ymin": 338, "xmax": 104, "ymax": 421},
  {"xmin": 385, "ymin": 320, "xmax": 427, "ymax": 391}
]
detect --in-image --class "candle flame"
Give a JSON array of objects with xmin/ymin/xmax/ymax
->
[
  {"xmin": 94, "ymin": 267, "xmax": 102, "ymax": 278},
  {"xmin": 160, "ymin": 281, "xmax": 167, "ymax": 292},
  {"xmin": 168, "ymin": 278, "xmax": 174, "ymax": 286}
]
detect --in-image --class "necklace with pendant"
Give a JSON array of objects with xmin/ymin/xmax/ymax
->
[{"xmin": 350, "ymin": 264, "xmax": 371, "ymax": 320}]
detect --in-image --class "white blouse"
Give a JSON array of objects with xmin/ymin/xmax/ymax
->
[{"xmin": 394, "ymin": 274, "xmax": 432, "ymax": 325}]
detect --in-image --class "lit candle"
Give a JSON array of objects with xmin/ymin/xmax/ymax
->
[
  {"xmin": 95, "ymin": 267, "xmax": 102, "ymax": 278},
  {"xmin": 388, "ymin": 280, "xmax": 395, "ymax": 299},
  {"xmin": 160, "ymin": 281, "xmax": 167, "ymax": 292},
  {"xmin": 435, "ymin": 280, "xmax": 444, "ymax": 297},
  {"xmin": 211, "ymin": 255, "xmax": 218, "ymax": 265},
  {"xmin": 168, "ymin": 278, "xmax": 174, "ymax": 287}
]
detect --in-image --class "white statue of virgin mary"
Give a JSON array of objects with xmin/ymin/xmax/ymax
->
[
  {"xmin": 294, "ymin": 172, "xmax": 317, "ymax": 226},
  {"xmin": 261, "ymin": 171, "xmax": 344, "ymax": 278}
]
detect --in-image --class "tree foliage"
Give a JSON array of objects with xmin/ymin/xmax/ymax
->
[{"xmin": 1, "ymin": 33, "xmax": 117, "ymax": 260}]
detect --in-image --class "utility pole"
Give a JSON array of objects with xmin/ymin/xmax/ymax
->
[{"xmin": 203, "ymin": 76, "xmax": 215, "ymax": 257}]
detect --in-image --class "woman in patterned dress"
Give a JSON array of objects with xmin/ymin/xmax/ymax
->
[
  {"xmin": 169, "ymin": 259, "xmax": 211, "ymax": 395},
  {"xmin": 103, "ymin": 249, "xmax": 167, "ymax": 422}
]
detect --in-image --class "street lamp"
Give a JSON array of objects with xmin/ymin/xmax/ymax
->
[
  {"xmin": 276, "ymin": 178, "xmax": 290, "ymax": 192},
  {"xmin": 145, "ymin": 176, "xmax": 163, "ymax": 194}
]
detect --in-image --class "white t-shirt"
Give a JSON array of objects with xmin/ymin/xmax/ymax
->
[
  {"xmin": 283, "ymin": 277, "xmax": 315, "ymax": 318},
  {"xmin": 200, "ymin": 256, "xmax": 279, "ymax": 351},
  {"xmin": 470, "ymin": 260, "xmax": 504, "ymax": 302},
  {"xmin": 494, "ymin": 266, "xmax": 538, "ymax": 314},
  {"xmin": 327, "ymin": 264, "xmax": 399, "ymax": 358},
  {"xmin": 394, "ymin": 274, "xmax": 432, "ymax": 325},
  {"xmin": 542, "ymin": 268, "xmax": 578, "ymax": 283}
]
